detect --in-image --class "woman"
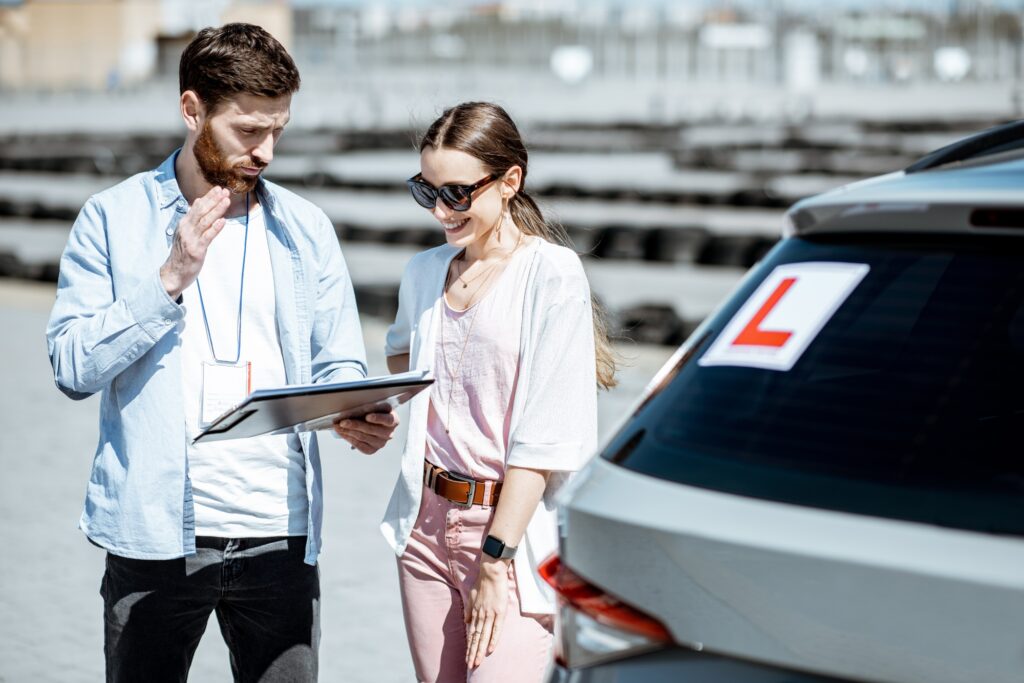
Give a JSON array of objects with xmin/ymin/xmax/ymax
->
[{"xmin": 347, "ymin": 101, "xmax": 614, "ymax": 682}]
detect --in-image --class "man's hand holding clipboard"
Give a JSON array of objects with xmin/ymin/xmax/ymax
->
[{"xmin": 331, "ymin": 401, "xmax": 400, "ymax": 454}]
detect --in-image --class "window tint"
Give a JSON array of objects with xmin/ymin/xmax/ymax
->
[{"xmin": 604, "ymin": 235, "xmax": 1024, "ymax": 535}]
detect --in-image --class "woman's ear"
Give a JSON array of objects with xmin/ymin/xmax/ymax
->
[{"xmin": 502, "ymin": 165, "xmax": 523, "ymax": 197}]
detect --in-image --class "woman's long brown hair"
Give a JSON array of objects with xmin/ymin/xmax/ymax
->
[{"xmin": 419, "ymin": 101, "xmax": 617, "ymax": 389}]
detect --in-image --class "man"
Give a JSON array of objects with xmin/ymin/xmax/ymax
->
[{"xmin": 46, "ymin": 23, "xmax": 395, "ymax": 682}]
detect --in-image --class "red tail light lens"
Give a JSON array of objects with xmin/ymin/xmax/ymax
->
[{"xmin": 539, "ymin": 553, "xmax": 672, "ymax": 642}]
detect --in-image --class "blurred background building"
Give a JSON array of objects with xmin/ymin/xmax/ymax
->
[
  {"xmin": 290, "ymin": 0, "xmax": 1022, "ymax": 86},
  {"xmin": 0, "ymin": 0, "xmax": 291, "ymax": 90},
  {"xmin": 1, "ymin": 1, "xmax": 1021, "ymax": 92}
]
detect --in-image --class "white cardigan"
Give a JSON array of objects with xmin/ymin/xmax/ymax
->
[{"xmin": 381, "ymin": 237, "xmax": 598, "ymax": 614}]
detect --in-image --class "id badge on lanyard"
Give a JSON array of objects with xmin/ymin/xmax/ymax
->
[
  {"xmin": 201, "ymin": 361, "xmax": 252, "ymax": 425},
  {"xmin": 196, "ymin": 192, "xmax": 253, "ymax": 428}
]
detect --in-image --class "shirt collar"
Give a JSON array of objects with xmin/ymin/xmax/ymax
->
[{"xmin": 155, "ymin": 149, "xmax": 184, "ymax": 210}]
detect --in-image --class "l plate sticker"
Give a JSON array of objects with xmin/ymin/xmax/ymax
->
[{"xmin": 698, "ymin": 261, "xmax": 870, "ymax": 372}]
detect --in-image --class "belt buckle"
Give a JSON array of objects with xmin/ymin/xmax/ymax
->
[{"xmin": 443, "ymin": 469, "xmax": 477, "ymax": 509}]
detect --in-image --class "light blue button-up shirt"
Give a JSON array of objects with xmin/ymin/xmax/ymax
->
[{"xmin": 46, "ymin": 151, "xmax": 367, "ymax": 564}]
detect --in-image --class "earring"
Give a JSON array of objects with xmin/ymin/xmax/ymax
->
[{"xmin": 498, "ymin": 198, "xmax": 509, "ymax": 240}]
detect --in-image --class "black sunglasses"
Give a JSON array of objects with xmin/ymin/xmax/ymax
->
[{"xmin": 406, "ymin": 173, "xmax": 499, "ymax": 212}]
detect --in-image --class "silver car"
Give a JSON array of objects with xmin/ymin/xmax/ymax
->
[{"xmin": 545, "ymin": 121, "xmax": 1024, "ymax": 683}]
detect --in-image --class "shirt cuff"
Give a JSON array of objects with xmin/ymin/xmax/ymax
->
[
  {"xmin": 125, "ymin": 269, "xmax": 184, "ymax": 342},
  {"xmin": 324, "ymin": 363, "xmax": 367, "ymax": 384},
  {"xmin": 506, "ymin": 441, "xmax": 584, "ymax": 472}
]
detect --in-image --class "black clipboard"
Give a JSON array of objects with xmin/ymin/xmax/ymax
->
[{"xmin": 193, "ymin": 371, "xmax": 432, "ymax": 444}]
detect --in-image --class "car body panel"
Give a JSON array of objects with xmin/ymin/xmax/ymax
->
[
  {"xmin": 547, "ymin": 646, "xmax": 857, "ymax": 683},
  {"xmin": 559, "ymin": 458, "xmax": 1024, "ymax": 683}
]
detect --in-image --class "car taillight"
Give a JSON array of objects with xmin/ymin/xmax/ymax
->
[{"xmin": 539, "ymin": 553, "xmax": 675, "ymax": 669}]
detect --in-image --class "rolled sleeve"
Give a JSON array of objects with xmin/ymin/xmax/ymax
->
[
  {"xmin": 125, "ymin": 268, "xmax": 185, "ymax": 342},
  {"xmin": 323, "ymin": 363, "xmax": 368, "ymax": 385},
  {"xmin": 506, "ymin": 440, "xmax": 585, "ymax": 471}
]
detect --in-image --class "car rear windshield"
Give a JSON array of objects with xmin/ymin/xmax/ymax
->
[{"xmin": 604, "ymin": 234, "xmax": 1024, "ymax": 535}]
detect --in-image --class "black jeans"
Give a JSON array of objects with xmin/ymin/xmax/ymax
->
[{"xmin": 101, "ymin": 536, "xmax": 319, "ymax": 683}]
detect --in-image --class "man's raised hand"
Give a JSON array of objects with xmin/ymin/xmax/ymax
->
[{"xmin": 160, "ymin": 186, "xmax": 231, "ymax": 299}]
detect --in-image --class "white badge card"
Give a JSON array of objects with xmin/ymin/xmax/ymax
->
[
  {"xmin": 699, "ymin": 262, "xmax": 870, "ymax": 372},
  {"xmin": 201, "ymin": 361, "xmax": 252, "ymax": 426}
]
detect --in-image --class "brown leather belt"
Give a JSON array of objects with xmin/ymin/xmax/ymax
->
[{"xmin": 423, "ymin": 461, "xmax": 502, "ymax": 508}]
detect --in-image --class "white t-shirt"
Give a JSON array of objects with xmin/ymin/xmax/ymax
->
[{"xmin": 179, "ymin": 202, "xmax": 308, "ymax": 537}]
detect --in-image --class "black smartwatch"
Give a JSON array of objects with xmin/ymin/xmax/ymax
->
[{"xmin": 482, "ymin": 534, "xmax": 517, "ymax": 560}]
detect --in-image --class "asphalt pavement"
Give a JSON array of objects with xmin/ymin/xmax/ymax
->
[{"xmin": 0, "ymin": 278, "xmax": 672, "ymax": 683}]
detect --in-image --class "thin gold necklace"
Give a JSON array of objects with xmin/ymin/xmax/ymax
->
[
  {"xmin": 453, "ymin": 234, "xmax": 520, "ymax": 289},
  {"xmin": 453, "ymin": 256, "xmax": 493, "ymax": 289}
]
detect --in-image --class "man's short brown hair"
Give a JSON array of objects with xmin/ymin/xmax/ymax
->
[{"xmin": 179, "ymin": 23, "xmax": 300, "ymax": 113}]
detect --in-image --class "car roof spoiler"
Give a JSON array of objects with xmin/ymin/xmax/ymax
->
[{"xmin": 906, "ymin": 119, "xmax": 1024, "ymax": 173}]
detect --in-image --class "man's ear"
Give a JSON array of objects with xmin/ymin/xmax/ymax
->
[{"xmin": 180, "ymin": 90, "xmax": 205, "ymax": 134}]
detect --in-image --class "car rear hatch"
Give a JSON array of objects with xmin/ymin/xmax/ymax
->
[{"xmin": 558, "ymin": 224, "xmax": 1024, "ymax": 682}]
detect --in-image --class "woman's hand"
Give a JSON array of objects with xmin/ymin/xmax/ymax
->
[{"xmin": 465, "ymin": 558, "xmax": 510, "ymax": 668}]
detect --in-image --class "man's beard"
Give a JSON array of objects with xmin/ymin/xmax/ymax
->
[{"xmin": 193, "ymin": 121, "xmax": 264, "ymax": 194}]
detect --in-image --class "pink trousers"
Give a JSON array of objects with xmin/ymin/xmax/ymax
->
[{"xmin": 397, "ymin": 485, "xmax": 553, "ymax": 683}]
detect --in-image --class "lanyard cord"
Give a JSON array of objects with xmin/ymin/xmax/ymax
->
[{"xmin": 196, "ymin": 191, "xmax": 249, "ymax": 365}]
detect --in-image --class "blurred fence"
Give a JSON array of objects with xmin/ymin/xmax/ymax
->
[{"xmin": 0, "ymin": 109, "xmax": 1006, "ymax": 345}]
